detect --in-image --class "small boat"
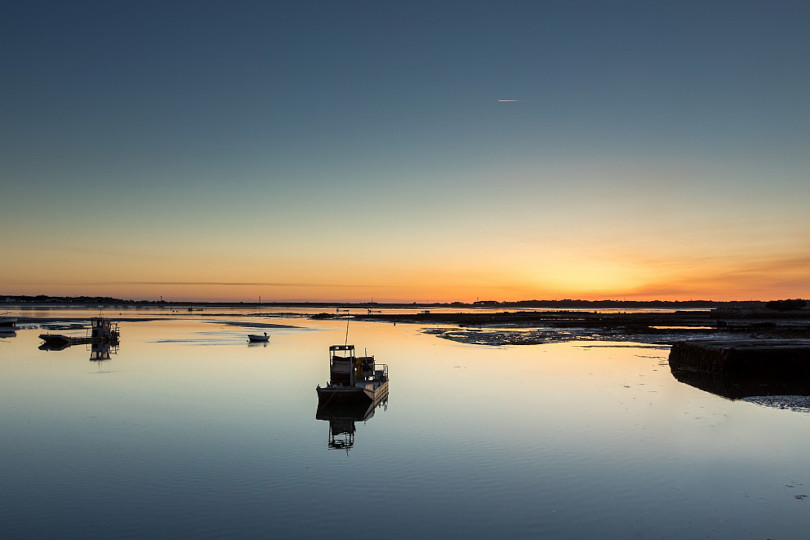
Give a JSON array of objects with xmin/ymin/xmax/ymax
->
[
  {"xmin": 247, "ymin": 332, "xmax": 269, "ymax": 342},
  {"xmin": 0, "ymin": 314, "xmax": 16, "ymax": 328},
  {"xmin": 316, "ymin": 344, "xmax": 389, "ymax": 406}
]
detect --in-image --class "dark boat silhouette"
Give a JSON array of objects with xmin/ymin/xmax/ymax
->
[
  {"xmin": 316, "ymin": 344, "xmax": 388, "ymax": 407},
  {"xmin": 247, "ymin": 332, "xmax": 269, "ymax": 343},
  {"xmin": 39, "ymin": 316, "xmax": 120, "ymax": 349},
  {"xmin": 0, "ymin": 314, "xmax": 16, "ymax": 329}
]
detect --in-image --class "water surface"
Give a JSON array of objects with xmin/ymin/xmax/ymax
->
[{"xmin": 1, "ymin": 312, "xmax": 808, "ymax": 538}]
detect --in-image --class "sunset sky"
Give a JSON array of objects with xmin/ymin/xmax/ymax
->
[{"xmin": 3, "ymin": 1, "xmax": 809, "ymax": 302}]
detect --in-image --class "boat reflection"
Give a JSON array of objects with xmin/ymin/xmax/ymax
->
[
  {"xmin": 89, "ymin": 342, "xmax": 118, "ymax": 362},
  {"xmin": 39, "ymin": 341, "xmax": 71, "ymax": 351},
  {"xmin": 316, "ymin": 398, "xmax": 388, "ymax": 452}
]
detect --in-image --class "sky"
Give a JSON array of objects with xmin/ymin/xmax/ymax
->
[{"xmin": 2, "ymin": 0, "xmax": 809, "ymax": 302}]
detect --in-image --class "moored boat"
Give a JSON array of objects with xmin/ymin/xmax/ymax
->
[
  {"xmin": 39, "ymin": 316, "xmax": 119, "ymax": 349},
  {"xmin": 248, "ymin": 332, "xmax": 269, "ymax": 342},
  {"xmin": 316, "ymin": 344, "xmax": 388, "ymax": 407}
]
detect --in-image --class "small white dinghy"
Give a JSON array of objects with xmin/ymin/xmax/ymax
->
[{"xmin": 247, "ymin": 332, "xmax": 269, "ymax": 343}]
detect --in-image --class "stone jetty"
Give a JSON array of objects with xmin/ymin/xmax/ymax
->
[
  {"xmin": 669, "ymin": 340, "xmax": 810, "ymax": 377},
  {"xmin": 669, "ymin": 340, "xmax": 810, "ymax": 398}
]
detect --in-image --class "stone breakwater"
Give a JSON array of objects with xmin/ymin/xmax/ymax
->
[
  {"xmin": 668, "ymin": 340, "xmax": 810, "ymax": 377},
  {"xmin": 668, "ymin": 340, "xmax": 810, "ymax": 400}
]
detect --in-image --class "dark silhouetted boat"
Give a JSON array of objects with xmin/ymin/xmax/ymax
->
[
  {"xmin": 247, "ymin": 332, "xmax": 269, "ymax": 342},
  {"xmin": 316, "ymin": 344, "xmax": 388, "ymax": 407},
  {"xmin": 39, "ymin": 316, "xmax": 119, "ymax": 349}
]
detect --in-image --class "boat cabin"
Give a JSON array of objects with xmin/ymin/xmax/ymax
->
[
  {"xmin": 328, "ymin": 344, "xmax": 375, "ymax": 387},
  {"xmin": 89, "ymin": 317, "xmax": 120, "ymax": 342}
]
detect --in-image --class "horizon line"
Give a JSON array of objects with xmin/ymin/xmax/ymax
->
[{"xmin": 2, "ymin": 294, "xmax": 799, "ymax": 305}]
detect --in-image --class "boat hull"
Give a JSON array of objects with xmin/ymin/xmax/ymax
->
[
  {"xmin": 317, "ymin": 380, "xmax": 389, "ymax": 407},
  {"xmin": 39, "ymin": 333, "xmax": 118, "ymax": 348},
  {"xmin": 316, "ymin": 401, "xmax": 378, "ymax": 422}
]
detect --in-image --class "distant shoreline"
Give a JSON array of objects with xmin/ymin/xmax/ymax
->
[
  {"xmin": 6, "ymin": 296, "xmax": 808, "ymax": 347},
  {"xmin": 0, "ymin": 295, "xmax": 771, "ymax": 310}
]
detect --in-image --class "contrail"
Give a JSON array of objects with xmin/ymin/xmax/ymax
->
[{"xmin": 497, "ymin": 99, "xmax": 525, "ymax": 102}]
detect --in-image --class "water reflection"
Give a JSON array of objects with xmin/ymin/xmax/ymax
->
[
  {"xmin": 670, "ymin": 366, "xmax": 810, "ymax": 403},
  {"xmin": 89, "ymin": 342, "xmax": 118, "ymax": 362},
  {"xmin": 6, "ymin": 312, "xmax": 810, "ymax": 538},
  {"xmin": 316, "ymin": 399, "xmax": 388, "ymax": 452},
  {"xmin": 39, "ymin": 340, "xmax": 71, "ymax": 351}
]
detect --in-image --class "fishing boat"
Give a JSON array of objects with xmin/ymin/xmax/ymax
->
[
  {"xmin": 247, "ymin": 332, "xmax": 269, "ymax": 342},
  {"xmin": 316, "ymin": 344, "xmax": 389, "ymax": 406},
  {"xmin": 39, "ymin": 316, "xmax": 119, "ymax": 348}
]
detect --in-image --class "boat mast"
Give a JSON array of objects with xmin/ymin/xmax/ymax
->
[{"xmin": 335, "ymin": 308, "xmax": 351, "ymax": 346}]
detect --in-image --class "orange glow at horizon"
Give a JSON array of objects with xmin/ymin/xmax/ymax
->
[
  {"xmin": 4, "ymin": 158, "xmax": 808, "ymax": 303},
  {"xmin": 4, "ymin": 249, "xmax": 808, "ymax": 303}
]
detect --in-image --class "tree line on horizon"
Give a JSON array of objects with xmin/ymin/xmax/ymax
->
[{"xmin": 2, "ymin": 294, "xmax": 805, "ymax": 308}]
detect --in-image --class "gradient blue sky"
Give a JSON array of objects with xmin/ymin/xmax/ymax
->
[{"xmin": 2, "ymin": 1, "xmax": 809, "ymax": 301}]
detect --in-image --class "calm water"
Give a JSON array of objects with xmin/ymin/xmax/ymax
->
[{"xmin": 1, "ymin": 312, "xmax": 809, "ymax": 539}]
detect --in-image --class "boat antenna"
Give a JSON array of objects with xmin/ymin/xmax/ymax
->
[{"xmin": 336, "ymin": 308, "xmax": 350, "ymax": 346}]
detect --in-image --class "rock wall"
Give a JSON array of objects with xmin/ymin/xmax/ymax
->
[{"xmin": 669, "ymin": 340, "xmax": 810, "ymax": 379}]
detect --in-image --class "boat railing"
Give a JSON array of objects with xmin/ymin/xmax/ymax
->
[{"xmin": 373, "ymin": 363, "xmax": 388, "ymax": 381}]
